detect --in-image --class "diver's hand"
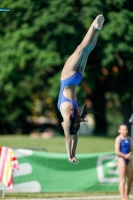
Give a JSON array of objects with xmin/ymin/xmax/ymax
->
[{"xmin": 125, "ymin": 152, "xmax": 132, "ymax": 160}]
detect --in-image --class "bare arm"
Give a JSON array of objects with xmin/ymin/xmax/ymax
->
[
  {"xmin": 63, "ymin": 117, "xmax": 71, "ymax": 137},
  {"xmin": 61, "ymin": 106, "xmax": 72, "ymax": 159},
  {"xmin": 63, "ymin": 118, "xmax": 72, "ymax": 159},
  {"xmin": 129, "ymin": 137, "xmax": 133, "ymax": 164},
  {"xmin": 129, "ymin": 136, "xmax": 133, "ymax": 152},
  {"xmin": 61, "ymin": 105, "xmax": 72, "ymax": 136}
]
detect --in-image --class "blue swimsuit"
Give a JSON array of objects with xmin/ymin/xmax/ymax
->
[
  {"xmin": 57, "ymin": 71, "xmax": 82, "ymax": 118},
  {"xmin": 120, "ymin": 138, "xmax": 130, "ymax": 165}
]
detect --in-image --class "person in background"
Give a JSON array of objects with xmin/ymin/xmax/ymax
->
[{"xmin": 115, "ymin": 123, "xmax": 133, "ymax": 200}]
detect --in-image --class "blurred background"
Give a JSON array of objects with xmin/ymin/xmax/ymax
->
[{"xmin": 0, "ymin": 0, "xmax": 133, "ymax": 138}]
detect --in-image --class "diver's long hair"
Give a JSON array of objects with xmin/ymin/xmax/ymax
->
[{"xmin": 70, "ymin": 104, "xmax": 91, "ymax": 135}]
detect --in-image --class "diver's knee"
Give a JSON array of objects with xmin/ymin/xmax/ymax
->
[{"xmin": 76, "ymin": 44, "xmax": 84, "ymax": 54}]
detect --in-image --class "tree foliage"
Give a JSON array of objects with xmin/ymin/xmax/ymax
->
[{"xmin": 0, "ymin": 0, "xmax": 133, "ymax": 134}]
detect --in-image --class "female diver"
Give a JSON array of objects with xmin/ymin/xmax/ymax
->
[
  {"xmin": 115, "ymin": 123, "xmax": 133, "ymax": 200},
  {"xmin": 57, "ymin": 14, "xmax": 105, "ymax": 164}
]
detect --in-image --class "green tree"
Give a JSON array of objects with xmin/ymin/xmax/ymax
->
[
  {"xmin": 0, "ymin": 0, "xmax": 62, "ymax": 132},
  {"xmin": 0, "ymin": 0, "xmax": 133, "ymax": 134},
  {"xmin": 0, "ymin": 0, "xmax": 87, "ymax": 133},
  {"xmin": 77, "ymin": 0, "xmax": 133, "ymax": 133},
  {"xmin": 101, "ymin": 0, "xmax": 133, "ymax": 129}
]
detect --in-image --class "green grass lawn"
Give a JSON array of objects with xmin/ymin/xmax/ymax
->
[
  {"xmin": 0, "ymin": 135, "xmax": 118, "ymax": 199},
  {"xmin": 4, "ymin": 191, "xmax": 120, "ymax": 199},
  {"xmin": 0, "ymin": 135, "xmax": 115, "ymax": 153}
]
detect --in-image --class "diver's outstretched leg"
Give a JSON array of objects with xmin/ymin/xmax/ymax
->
[{"xmin": 61, "ymin": 14, "xmax": 105, "ymax": 80}]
